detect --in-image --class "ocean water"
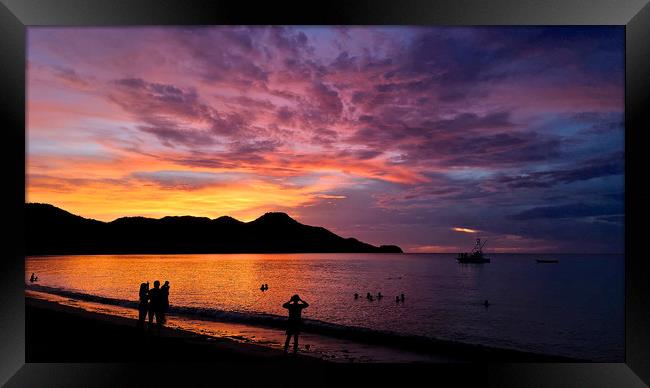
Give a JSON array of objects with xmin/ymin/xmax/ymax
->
[{"xmin": 25, "ymin": 253, "xmax": 624, "ymax": 361}]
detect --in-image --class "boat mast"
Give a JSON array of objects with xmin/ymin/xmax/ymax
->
[
  {"xmin": 479, "ymin": 239, "xmax": 487, "ymax": 251},
  {"xmin": 473, "ymin": 237, "xmax": 487, "ymax": 254}
]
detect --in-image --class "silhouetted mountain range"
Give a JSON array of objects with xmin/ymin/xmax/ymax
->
[{"xmin": 25, "ymin": 203, "xmax": 403, "ymax": 255}]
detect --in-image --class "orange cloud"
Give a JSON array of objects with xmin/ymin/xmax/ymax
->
[{"xmin": 452, "ymin": 227, "xmax": 479, "ymax": 233}]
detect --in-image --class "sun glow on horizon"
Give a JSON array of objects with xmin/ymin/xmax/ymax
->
[{"xmin": 26, "ymin": 26, "xmax": 625, "ymax": 253}]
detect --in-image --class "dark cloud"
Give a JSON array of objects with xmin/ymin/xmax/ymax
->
[
  {"xmin": 269, "ymin": 27, "xmax": 311, "ymax": 55},
  {"xmin": 50, "ymin": 66, "xmax": 90, "ymax": 87},
  {"xmin": 130, "ymin": 170, "xmax": 245, "ymax": 190},
  {"xmin": 28, "ymin": 174, "xmax": 130, "ymax": 191},
  {"xmin": 138, "ymin": 124, "xmax": 216, "ymax": 148},
  {"xmin": 378, "ymin": 27, "xmax": 623, "ymax": 107},
  {"xmin": 330, "ymin": 51, "xmax": 357, "ymax": 71},
  {"xmin": 351, "ymin": 91, "xmax": 368, "ymax": 104},
  {"xmin": 310, "ymin": 81, "xmax": 343, "ymax": 116},
  {"xmin": 595, "ymin": 215, "xmax": 624, "ymax": 224},
  {"xmin": 375, "ymin": 77, "xmax": 437, "ymax": 94},
  {"xmin": 276, "ymin": 106, "xmax": 295, "ymax": 123},
  {"xmin": 571, "ymin": 112, "xmax": 624, "ymax": 135},
  {"xmin": 394, "ymin": 128, "xmax": 562, "ymax": 168},
  {"xmin": 310, "ymin": 128, "xmax": 339, "ymax": 147},
  {"xmin": 439, "ymin": 135, "xmax": 562, "ymax": 167},
  {"xmin": 180, "ymin": 28, "xmax": 270, "ymax": 82},
  {"xmin": 109, "ymin": 77, "xmax": 257, "ymax": 147},
  {"xmin": 349, "ymin": 125, "xmax": 410, "ymax": 146},
  {"xmin": 110, "ymin": 78, "xmax": 206, "ymax": 120},
  {"xmin": 497, "ymin": 152, "xmax": 623, "ymax": 188},
  {"xmin": 337, "ymin": 149, "xmax": 383, "ymax": 160},
  {"xmin": 231, "ymin": 139, "xmax": 282, "ymax": 154},
  {"xmin": 358, "ymin": 115, "xmax": 374, "ymax": 123},
  {"xmin": 433, "ymin": 112, "xmax": 513, "ymax": 131},
  {"xmin": 230, "ymin": 96, "xmax": 275, "ymax": 110},
  {"xmin": 510, "ymin": 202, "xmax": 623, "ymax": 220},
  {"xmin": 210, "ymin": 112, "xmax": 251, "ymax": 136}
]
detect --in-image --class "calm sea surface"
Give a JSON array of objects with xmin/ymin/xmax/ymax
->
[{"xmin": 25, "ymin": 253, "xmax": 624, "ymax": 361}]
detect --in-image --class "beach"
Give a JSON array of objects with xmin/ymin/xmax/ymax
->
[
  {"xmin": 26, "ymin": 296, "xmax": 322, "ymax": 363},
  {"xmin": 26, "ymin": 292, "xmax": 581, "ymax": 363}
]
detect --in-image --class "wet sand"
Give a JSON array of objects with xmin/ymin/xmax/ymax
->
[
  {"xmin": 26, "ymin": 296, "xmax": 320, "ymax": 363},
  {"xmin": 26, "ymin": 293, "xmax": 581, "ymax": 363},
  {"xmin": 26, "ymin": 290, "xmax": 453, "ymax": 362}
]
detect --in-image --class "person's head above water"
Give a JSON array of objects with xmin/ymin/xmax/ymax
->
[
  {"xmin": 290, "ymin": 294, "xmax": 300, "ymax": 302},
  {"xmin": 154, "ymin": 280, "xmax": 160, "ymax": 288}
]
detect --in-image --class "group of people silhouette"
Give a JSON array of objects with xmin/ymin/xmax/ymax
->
[
  {"xmin": 260, "ymin": 283, "xmax": 269, "ymax": 291},
  {"xmin": 136, "ymin": 280, "xmax": 170, "ymax": 335},
  {"xmin": 133, "ymin": 280, "xmax": 309, "ymax": 356},
  {"xmin": 29, "ymin": 273, "xmax": 39, "ymax": 283},
  {"xmin": 354, "ymin": 292, "xmax": 405, "ymax": 302}
]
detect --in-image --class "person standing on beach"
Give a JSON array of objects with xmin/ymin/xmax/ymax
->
[
  {"xmin": 147, "ymin": 280, "xmax": 163, "ymax": 335},
  {"xmin": 160, "ymin": 281, "xmax": 170, "ymax": 324},
  {"xmin": 282, "ymin": 294, "xmax": 309, "ymax": 355},
  {"xmin": 136, "ymin": 282, "xmax": 149, "ymax": 330}
]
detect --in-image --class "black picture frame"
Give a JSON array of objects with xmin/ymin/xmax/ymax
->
[{"xmin": 1, "ymin": 1, "xmax": 648, "ymax": 387}]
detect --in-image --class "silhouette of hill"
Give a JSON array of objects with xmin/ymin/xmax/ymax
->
[{"xmin": 25, "ymin": 203, "xmax": 403, "ymax": 255}]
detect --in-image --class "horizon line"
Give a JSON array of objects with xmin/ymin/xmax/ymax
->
[
  {"xmin": 406, "ymin": 252, "xmax": 624, "ymax": 255},
  {"xmin": 26, "ymin": 202, "xmax": 623, "ymax": 255}
]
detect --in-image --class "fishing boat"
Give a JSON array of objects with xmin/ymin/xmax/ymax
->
[
  {"xmin": 536, "ymin": 259, "xmax": 559, "ymax": 263},
  {"xmin": 457, "ymin": 238, "xmax": 491, "ymax": 264}
]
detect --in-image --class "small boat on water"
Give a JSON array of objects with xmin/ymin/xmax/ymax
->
[
  {"xmin": 457, "ymin": 238, "xmax": 491, "ymax": 264},
  {"xmin": 536, "ymin": 259, "xmax": 559, "ymax": 263}
]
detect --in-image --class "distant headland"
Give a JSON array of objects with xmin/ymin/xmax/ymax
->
[{"xmin": 25, "ymin": 203, "xmax": 403, "ymax": 255}]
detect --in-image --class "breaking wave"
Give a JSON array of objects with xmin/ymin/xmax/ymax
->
[{"xmin": 25, "ymin": 283, "xmax": 577, "ymax": 361}]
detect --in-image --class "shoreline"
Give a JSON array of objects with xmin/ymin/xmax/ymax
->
[
  {"xmin": 26, "ymin": 291, "xmax": 584, "ymax": 363},
  {"xmin": 26, "ymin": 296, "xmax": 321, "ymax": 363}
]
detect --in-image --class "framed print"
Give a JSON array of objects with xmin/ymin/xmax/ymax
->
[{"xmin": 1, "ymin": 0, "xmax": 649, "ymax": 387}]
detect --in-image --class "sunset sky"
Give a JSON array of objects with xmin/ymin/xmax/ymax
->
[{"xmin": 26, "ymin": 27, "xmax": 624, "ymax": 253}]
